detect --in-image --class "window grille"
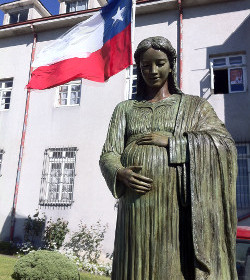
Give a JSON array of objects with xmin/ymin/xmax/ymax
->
[
  {"xmin": 66, "ymin": 0, "xmax": 88, "ymax": 13},
  {"xmin": 56, "ymin": 79, "xmax": 81, "ymax": 107},
  {"xmin": 0, "ymin": 150, "xmax": 4, "ymax": 176},
  {"xmin": 125, "ymin": 65, "xmax": 137, "ymax": 100},
  {"xmin": 9, "ymin": 10, "xmax": 28, "ymax": 24},
  {"xmin": 210, "ymin": 54, "xmax": 247, "ymax": 94},
  {"xmin": 39, "ymin": 147, "xmax": 78, "ymax": 206},
  {"xmin": 236, "ymin": 143, "xmax": 250, "ymax": 211},
  {"xmin": 0, "ymin": 79, "xmax": 13, "ymax": 110}
]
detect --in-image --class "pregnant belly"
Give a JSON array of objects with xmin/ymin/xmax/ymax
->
[{"xmin": 121, "ymin": 142, "xmax": 169, "ymax": 180}]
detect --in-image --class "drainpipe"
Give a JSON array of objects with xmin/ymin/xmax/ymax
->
[
  {"xmin": 177, "ymin": 0, "xmax": 183, "ymax": 90},
  {"xmin": 10, "ymin": 24, "xmax": 37, "ymax": 241}
]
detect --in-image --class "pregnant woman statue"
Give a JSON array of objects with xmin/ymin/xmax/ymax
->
[{"xmin": 100, "ymin": 37, "xmax": 238, "ymax": 280}]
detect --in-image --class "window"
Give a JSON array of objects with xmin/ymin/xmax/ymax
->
[
  {"xmin": 9, "ymin": 10, "xmax": 28, "ymax": 24},
  {"xmin": 0, "ymin": 79, "xmax": 13, "ymax": 110},
  {"xmin": 66, "ymin": 0, "xmax": 88, "ymax": 13},
  {"xmin": 56, "ymin": 80, "xmax": 81, "ymax": 106},
  {"xmin": 236, "ymin": 143, "xmax": 250, "ymax": 210},
  {"xmin": 236, "ymin": 238, "xmax": 250, "ymax": 280},
  {"xmin": 0, "ymin": 150, "xmax": 4, "ymax": 176},
  {"xmin": 125, "ymin": 65, "xmax": 137, "ymax": 99},
  {"xmin": 210, "ymin": 54, "xmax": 247, "ymax": 94},
  {"xmin": 39, "ymin": 147, "xmax": 78, "ymax": 205}
]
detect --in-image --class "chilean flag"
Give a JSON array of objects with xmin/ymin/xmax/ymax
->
[{"xmin": 27, "ymin": 0, "xmax": 132, "ymax": 90}]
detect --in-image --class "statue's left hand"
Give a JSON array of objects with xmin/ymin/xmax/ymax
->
[{"xmin": 136, "ymin": 133, "xmax": 169, "ymax": 147}]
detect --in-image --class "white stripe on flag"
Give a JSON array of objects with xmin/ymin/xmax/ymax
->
[{"xmin": 32, "ymin": 12, "xmax": 105, "ymax": 68}]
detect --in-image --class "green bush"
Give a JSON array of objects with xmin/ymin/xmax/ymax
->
[
  {"xmin": 0, "ymin": 241, "xmax": 17, "ymax": 255},
  {"xmin": 43, "ymin": 218, "xmax": 69, "ymax": 250},
  {"xmin": 64, "ymin": 220, "xmax": 107, "ymax": 264},
  {"xmin": 12, "ymin": 250, "xmax": 80, "ymax": 280},
  {"xmin": 24, "ymin": 210, "xmax": 45, "ymax": 246}
]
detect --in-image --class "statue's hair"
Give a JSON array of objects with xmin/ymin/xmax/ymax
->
[{"xmin": 134, "ymin": 36, "xmax": 183, "ymax": 98}]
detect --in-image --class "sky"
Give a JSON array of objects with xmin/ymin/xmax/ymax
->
[{"xmin": 0, "ymin": 0, "xmax": 60, "ymax": 25}]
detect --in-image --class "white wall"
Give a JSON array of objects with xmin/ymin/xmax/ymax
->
[
  {"xmin": 6, "ymin": 27, "xmax": 125, "ymax": 253},
  {"xmin": 31, "ymin": 5, "xmax": 44, "ymax": 20},
  {"xmin": 182, "ymin": 0, "xmax": 250, "ymax": 140},
  {"xmin": 135, "ymin": 9, "xmax": 178, "ymax": 52},
  {"xmin": 0, "ymin": 34, "xmax": 33, "ymax": 240}
]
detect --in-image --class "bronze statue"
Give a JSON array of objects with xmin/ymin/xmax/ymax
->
[{"xmin": 100, "ymin": 37, "xmax": 238, "ymax": 280}]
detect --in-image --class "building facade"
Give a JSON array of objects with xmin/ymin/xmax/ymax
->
[{"xmin": 0, "ymin": 0, "xmax": 249, "ymax": 254}]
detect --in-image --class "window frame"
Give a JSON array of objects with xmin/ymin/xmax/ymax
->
[
  {"xmin": 236, "ymin": 238, "xmax": 250, "ymax": 279},
  {"xmin": 0, "ymin": 150, "xmax": 4, "ymax": 177},
  {"xmin": 125, "ymin": 65, "xmax": 137, "ymax": 100},
  {"xmin": 0, "ymin": 79, "xmax": 13, "ymax": 111},
  {"xmin": 39, "ymin": 147, "xmax": 78, "ymax": 206},
  {"xmin": 66, "ymin": 0, "xmax": 88, "ymax": 13},
  {"xmin": 9, "ymin": 9, "xmax": 29, "ymax": 24},
  {"xmin": 236, "ymin": 143, "xmax": 250, "ymax": 210},
  {"xmin": 210, "ymin": 54, "xmax": 247, "ymax": 94},
  {"xmin": 56, "ymin": 79, "xmax": 82, "ymax": 107}
]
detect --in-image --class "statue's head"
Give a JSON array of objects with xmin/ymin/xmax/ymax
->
[{"xmin": 134, "ymin": 36, "xmax": 182, "ymax": 98}]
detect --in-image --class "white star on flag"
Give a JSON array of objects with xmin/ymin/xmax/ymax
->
[{"xmin": 112, "ymin": 6, "xmax": 125, "ymax": 24}]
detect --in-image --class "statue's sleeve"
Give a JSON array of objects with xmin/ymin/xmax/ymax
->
[
  {"xmin": 168, "ymin": 136, "xmax": 188, "ymax": 164},
  {"xmin": 99, "ymin": 102, "xmax": 126, "ymax": 199}
]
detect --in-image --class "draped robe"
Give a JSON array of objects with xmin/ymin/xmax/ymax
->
[{"xmin": 100, "ymin": 94, "xmax": 238, "ymax": 280}]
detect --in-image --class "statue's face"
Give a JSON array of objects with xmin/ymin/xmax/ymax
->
[{"xmin": 140, "ymin": 48, "xmax": 171, "ymax": 89}]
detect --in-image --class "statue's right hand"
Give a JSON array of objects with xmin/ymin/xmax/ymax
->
[{"xmin": 117, "ymin": 166, "xmax": 153, "ymax": 194}]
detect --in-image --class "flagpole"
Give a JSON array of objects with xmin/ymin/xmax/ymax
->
[
  {"xmin": 10, "ymin": 24, "xmax": 37, "ymax": 241},
  {"xmin": 129, "ymin": 0, "xmax": 136, "ymax": 99}
]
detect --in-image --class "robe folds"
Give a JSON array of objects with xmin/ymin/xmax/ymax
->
[{"xmin": 99, "ymin": 94, "xmax": 238, "ymax": 280}]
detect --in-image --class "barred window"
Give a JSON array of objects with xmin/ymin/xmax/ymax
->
[
  {"xmin": 56, "ymin": 79, "xmax": 81, "ymax": 106},
  {"xmin": 236, "ymin": 143, "xmax": 250, "ymax": 211},
  {"xmin": 39, "ymin": 147, "xmax": 78, "ymax": 206},
  {"xmin": 0, "ymin": 79, "xmax": 13, "ymax": 110},
  {"xmin": 0, "ymin": 150, "xmax": 4, "ymax": 176}
]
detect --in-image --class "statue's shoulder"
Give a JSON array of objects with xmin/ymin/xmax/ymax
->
[
  {"xmin": 181, "ymin": 94, "xmax": 207, "ymax": 106},
  {"xmin": 115, "ymin": 99, "xmax": 135, "ymax": 109},
  {"xmin": 181, "ymin": 94, "xmax": 205, "ymax": 102},
  {"xmin": 181, "ymin": 94, "xmax": 216, "ymax": 117},
  {"xmin": 112, "ymin": 99, "xmax": 135, "ymax": 114}
]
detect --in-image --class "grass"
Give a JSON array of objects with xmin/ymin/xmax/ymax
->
[
  {"xmin": 80, "ymin": 272, "xmax": 110, "ymax": 279},
  {"xmin": 0, "ymin": 254, "xmax": 17, "ymax": 280},
  {"xmin": 0, "ymin": 254, "xmax": 110, "ymax": 280}
]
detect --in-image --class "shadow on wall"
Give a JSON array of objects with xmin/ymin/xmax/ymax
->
[
  {"xmin": 199, "ymin": 71, "xmax": 211, "ymax": 100},
  {"xmin": 184, "ymin": 0, "xmax": 250, "ymax": 20},
  {"xmin": 0, "ymin": 210, "xmax": 45, "ymax": 247},
  {"xmin": 135, "ymin": 9, "xmax": 177, "ymax": 28},
  {"xmin": 0, "ymin": 210, "xmax": 27, "ymax": 242}
]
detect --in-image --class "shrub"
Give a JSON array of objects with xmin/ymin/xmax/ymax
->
[
  {"xmin": 64, "ymin": 220, "xmax": 107, "ymax": 264},
  {"xmin": 61, "ymin": 221, "xmax": 111, "ymax": 276},
  {"xmin": 16, "ymin": 242, "xmax": 34, "ymax": 256},
  {"xmin": 0, "ymin": 241, "xmax": 17, "ymax": 255},
  {"xmin": 23, "ymin": 210, "xmax": 45, "ymax": 247},
  {"xmin": 43, "ymin": 218, "xmax": 69, "ymax": 250},
  {"xmin": 12, "ymin": 250, "xmax": 80, "ymax": 280}
]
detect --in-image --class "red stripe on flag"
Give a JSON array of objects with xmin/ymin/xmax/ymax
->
[{"xmin": 26, "ymin": 24, "xmax": 132, "ymax": 90}]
